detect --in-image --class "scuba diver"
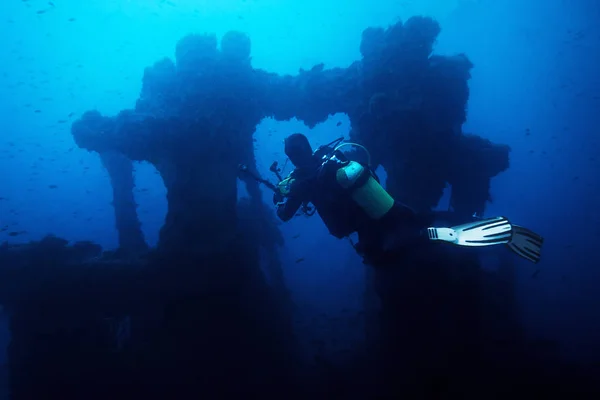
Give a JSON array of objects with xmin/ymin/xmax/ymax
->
[{"xmin": 241, "ymin": 133, "xmax": 543, "ymax": 267}]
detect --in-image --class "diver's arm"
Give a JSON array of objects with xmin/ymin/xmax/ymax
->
[{"xmin": 275, "ymin": 195, "xmax": 303, "ymax": 222}]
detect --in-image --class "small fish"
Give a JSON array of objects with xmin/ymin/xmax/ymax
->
[
  {"xmin": 34, "ymin": 109, "xmax": 41, "ymax": 113},
  {"xmin": 57, "ymin": 120, "xmax": 67, "ymax": 123},
  {"xmin": 0, "ymin": 197, "xmax": 5, "ymax": 200},
  {"xmin": 336, "ymin": 121, "xmax": 342, "ymax": 126},
  {"xmin": 48, "ymin": 1, "xmax": 55, "ymax": 6},
  {"xmin": 295, "ymin": 257, "xmax": 305, "ymax": 263},
  {"xmin": 48, "ymin": 184, "xmax": 58, "ymax": 189},
  {"xmin": 68, "ymin": 112, "xmax": 75, "ymax": 117},
  {"xmin": 525, "ymin": 128, "xmax": 530, "ymax": 136},
  {"xmin": 36, "ymin": 9, "xmax": 46, "ymax": 14},
  {"xmin": 292, "ymin": 234, "xmax": 300, "ymax": 239},
  {"xmin": 531, "ymin": 269, "xmax": 540, "ymax": 279},
  {"xmin": 68, "ymin": 17, "xmax": 76, "ymax": 22},
  {"xmin": 8, "ymin": 231, "xmax": 26, "ymax": 237}
]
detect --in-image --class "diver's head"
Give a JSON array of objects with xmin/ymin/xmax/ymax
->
[{"xmin": 284, "ymin": 133, "xmax": 313, "ymax": 167}]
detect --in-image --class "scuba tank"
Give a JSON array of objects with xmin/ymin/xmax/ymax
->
[
  {"xmin": 327, "ymin": 141, "xmax": 395, "ymax": 220},
  {"xmin": 335, "ymin": 160, "xmax": 395, "ymax": 220}
]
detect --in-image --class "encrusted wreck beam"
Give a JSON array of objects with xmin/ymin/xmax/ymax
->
[
  {"xmin": 99, "ymin": 152, "xmax": 148, "ymax": 254},
  {"xmin": 72, "ymin": 30, "xmax": 355, "ymax": 254},
  {"xmin": 351, "ymin": 17, "xmax": 510, "ymax": 214},
  {"xmin": 448, "ymin": 134, "xmax": 511, "ymax": 217},
  {"xmin": 72, "ymin": 109, "xmax": 242, "ymax": 254}
]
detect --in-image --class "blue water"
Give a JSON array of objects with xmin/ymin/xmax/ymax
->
[{"xmin": 1, "ymin": 0, "xmax": 599, "ymax": 379}]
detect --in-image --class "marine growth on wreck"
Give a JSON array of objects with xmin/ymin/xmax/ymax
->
[{"xmin": 0, "ymin": 14, "xmax": 588, "ymax": 400}]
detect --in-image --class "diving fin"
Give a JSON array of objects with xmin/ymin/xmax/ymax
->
[
  {"xmin": 427, "ymin": 216, "xmax": 513, "ymax": 247},
  {"xmin": 506, "ymin": 224, "xmax": 543, "ymax": 264}
]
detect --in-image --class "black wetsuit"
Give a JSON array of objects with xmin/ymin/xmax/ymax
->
[{"xmin": 275, "ymin": 153, "xmax": 434, "ymax": 266}]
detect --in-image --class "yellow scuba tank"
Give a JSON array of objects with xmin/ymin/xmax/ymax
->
[{"xmin": 335, "ymin": 160, "xmax": 394, "ymax": 220}]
